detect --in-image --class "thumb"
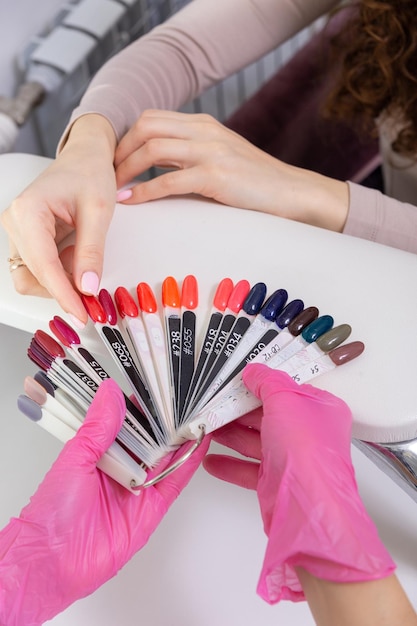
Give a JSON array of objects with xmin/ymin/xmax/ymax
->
[
  {"xmin": 242, "ymin": 364, "xmax": 350, "ymax": 414},
  {"xmin": 153, "ymin": 434, "xmax": 212, "ymax": 505},
  {"xmin": 70, "ymin": 379, "xmax": 126, "ymax": 465},
  {"xmin": 242, "ymin": 364, "xmax": 298, "ymax": 401},
  {"xmin": 73, "ymin": 200, "xmax": 114, "ymax": 296}
]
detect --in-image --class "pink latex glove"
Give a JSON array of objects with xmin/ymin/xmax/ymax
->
[
  {"xmin": 0, "ymin": 379, "xmax": 210, "ymax": 626},
  {"xmin": 204, "ymin": 364, "xmax": 395, "ymax": 604}
]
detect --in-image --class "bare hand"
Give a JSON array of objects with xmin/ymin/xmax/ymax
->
[
  {"xmin": 1, "ymin": 115, "xmax": 117, "ymax": 324},
  {"xmin": 115, "ymin": 109, "xmax": 349, "ymax": 231}
]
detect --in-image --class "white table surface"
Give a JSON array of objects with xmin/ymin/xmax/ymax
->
[
  {"xmin": 2, "ymin": 154, "xmax": 417, "ymax": 444},
  {"xmin": 0, "ymin": 153, "xmax": 417, "ymax": 624}
]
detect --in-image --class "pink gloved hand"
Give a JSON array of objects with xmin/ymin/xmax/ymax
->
[
  {"xmin": 0, "ymin": 379, "xmax": 210, "ymax": 626},
  {"xmin": 204, "ymin": 364, "xmax": 395, "ymax": 604}
]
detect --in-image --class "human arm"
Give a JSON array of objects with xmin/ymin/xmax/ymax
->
[
  {"xmin": 62, "ymin": 0, "xmax": 339, "ymax": 145},
  {"xmin": 296, "ymin": 571, "xmax": 417, "ymax": 626},
  {"xmin": 344, "ymin": 182, "xmax": 417, "ymax": 252},
  {"xmin": 203, "ymin": 365, "xmax": 416, "ymax": 624},
  {"xmin": 0, "ymin": 0, "xmax": 338, "ymax": 322},
  {"xmin": 0, "ymin": 378, "xmax": 210, "ymax": 626},
  {"xmin": 114, "ymin": 109, "xmax": 417, "ymax": 254}
]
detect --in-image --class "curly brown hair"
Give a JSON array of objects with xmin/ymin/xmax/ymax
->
[{"xmin": 324, "ymin": 0, "xmax": 417, "ymax": 158}]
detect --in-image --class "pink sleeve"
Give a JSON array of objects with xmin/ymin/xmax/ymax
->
[
  {"xmin": 58, "ymin": 0, "xmax": 339, "ymax": 148},
  {"xmin": 345, "ymin": 181, "xmax": 417, "ymax": 253}
]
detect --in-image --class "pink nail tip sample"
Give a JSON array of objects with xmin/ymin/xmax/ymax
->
[
  {"xmin": 50, "ymin": 316, "xmax": 81, "ymax": 345},
  {"xmin": 68, "ymin": 314, "xmax": 86, "ymax": 330}
]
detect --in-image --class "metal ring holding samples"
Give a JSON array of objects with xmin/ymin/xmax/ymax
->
[
  {"xmin": 132, "ymin": 424, "xmax": 206, "ymax": 490},
  {"xmin": 7, "ymin": 255, "xmax": 26, "ymax": 272}
]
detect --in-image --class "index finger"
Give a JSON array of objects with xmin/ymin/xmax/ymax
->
[{"xmin": 7, "ymin": 220, "xmax": 87, "ymax": 325}]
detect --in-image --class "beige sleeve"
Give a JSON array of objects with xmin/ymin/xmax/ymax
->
[
  {"xmin": 58, "ymin": 0, "xmax": 339, "ymax": 150},
  {"xmin": 344, "ymin": 181, "xmax": 417, "ymax": 254}
]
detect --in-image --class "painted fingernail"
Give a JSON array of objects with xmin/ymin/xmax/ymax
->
[
  {"xmin": 81, "ymin": 271, "xmax": 99, "ymax": 295},
  {"xmin": 116, "ymin": 188, "xmax": 133, "ymax": 202},
  {"xmin": 68, "ymin": 314, "xmax": 86, "ymax": 330}
]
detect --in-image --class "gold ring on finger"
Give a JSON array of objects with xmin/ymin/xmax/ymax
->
[{"xmin": 7, "ymin": 256, "xmax": 27, "ymax": 272}]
